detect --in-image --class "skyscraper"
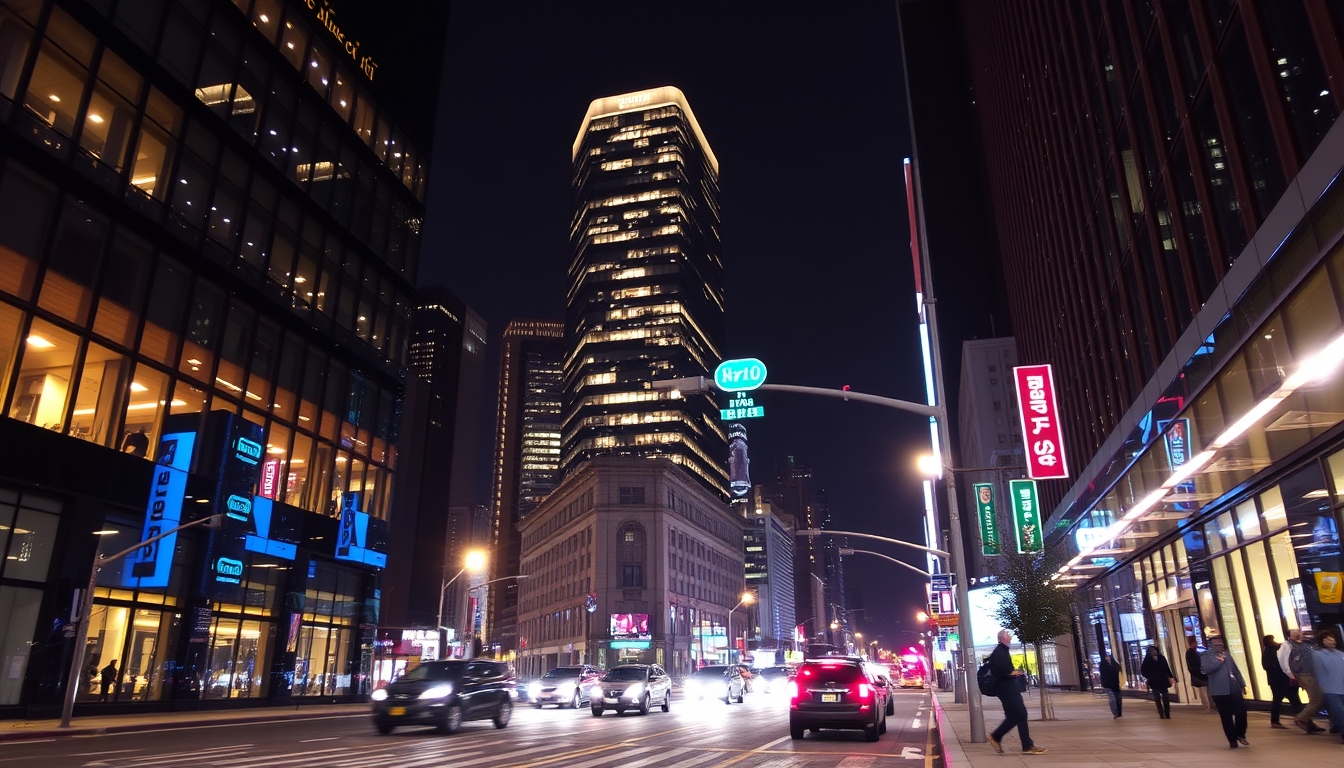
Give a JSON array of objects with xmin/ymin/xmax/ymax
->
[
  {"xmin": 562, "ymin": 86, "xmax": 729, "ymax": 499},
  {"xmin": 486, "ymin": 320, "xmax": 565, "ymax": 655}
]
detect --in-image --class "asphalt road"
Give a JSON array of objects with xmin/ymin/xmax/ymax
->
[{"xmin": 0, "ymin": 689, "xmax": 941, "ymax": 768}]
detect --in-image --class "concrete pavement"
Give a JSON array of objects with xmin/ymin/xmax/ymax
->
[
  {"xmin": 933, "ymin": 687, "xmax": 1343, "ymax": 766},
  {"xmin": 0, "ymin": 702, "xmax": 368, "ymax": 742}
]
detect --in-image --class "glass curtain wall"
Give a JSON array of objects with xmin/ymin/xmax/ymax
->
[
  {"xmin": 0, "ymin": 488, "xmax": 59, "ymax": 706},
  {"xmin": 293, "ymin": 561, "xmax": 358, "ymax": 696}
]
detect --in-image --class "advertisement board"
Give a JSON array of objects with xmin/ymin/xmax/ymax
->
[
  {"xmin": 123, "ymin": 427, "xmax": 198, "ymax": 588},
  {"xmin": 973, "ymin": 482, "xmax": 1000, "ymax": 555},
  {"xmin": 1009, "ymin": 479, "xmax": 1043, "ymax": 553},
  {"xmin": 1013, "ymin": 364, "xmax": 1069, "ymax": 480},
  {"xmin": 610, "ymin": 613, "xmax": 651, "ymax": 640}
]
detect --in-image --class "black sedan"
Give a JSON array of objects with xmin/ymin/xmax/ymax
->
[{"xmin": 371, "ymin": 659, "xmax": 514, "ymax": 734}]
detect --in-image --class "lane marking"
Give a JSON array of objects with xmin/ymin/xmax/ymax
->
[
  {"xmin": 70, "ymin": 750, "xmax": 144, "ymax": 756},
  {"xmin": 924, "ymin": 693, "xmax": 937, "ymax": 768},
  {"xmin": 300, "ymin": 737, "xmax": 340, "ymax": 743},
  {"xmin": 561, "ymin": 746, "xmax": 654, "ymax": 768},
  {"xmin": 511, "ymin": 723, "xmax": 703, "ymax": 768},
  {"xmin": 912, "ymin": 718, "xmax": 922, "ymax": 728},
  {"xmin": 618, "ymin": 747, "xmax": 693, "ymax": 768}
]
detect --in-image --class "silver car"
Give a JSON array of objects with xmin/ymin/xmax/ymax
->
[
  {"xmin": 590, "ymin": 664, "xmax": 672, "ymax": 716},
  {"xmin": 529, "ymin": 665, "xmax": 601, "ymax": 709}
]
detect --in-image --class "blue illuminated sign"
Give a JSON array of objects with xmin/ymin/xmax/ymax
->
[
  {"xmin": 244, "ymin": 496, "xmax": 297, "ymax": 560},
  {"xmin": 334, "ymin": 494, "xmax": 387, "ymax": 568},
  {"xmin": 214, "ymin": 557, "xmax": 244, "ymax": 584},
  {"xmin": 123, "ymin": 431, "xmax": 197, "ymax": 588},
  {"xmin": 1159, "ymin": 418, "xmax": 1196, "ymax": 511},
  {"xmin": 234, "ymin": 436, "xmax": 262, "ymax": 465}
]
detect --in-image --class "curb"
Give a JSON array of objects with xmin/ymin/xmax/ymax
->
[
  {"xmin": 930, "ymin": 690, "xmax": 971, "ymax": 767},
  {"xmin": 0, "ymin": 708, "xmax": 368, "ymax": 742}
]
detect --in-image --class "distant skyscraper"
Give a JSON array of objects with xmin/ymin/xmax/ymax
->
[
  {"xmin": 562, "ymin": 86, "xmax": 729, "ymax": 499},
  {"xmin": 486, "ymin": 320, "xmax": 566, "ymax": 654},
  {"xmin": 759, "ymin": 457, "xmax": 829, "ymax": 636},
  {"xmin": 743, "ymin": 498, "xmax": 796, "ymax": 650},
  {"xmin": 956, "ymin": 337, "xmax": 1025, "ymax": 576},
  {"xmin": 728, "ymin": 423, "xmax": 751, "ymax": 497}
]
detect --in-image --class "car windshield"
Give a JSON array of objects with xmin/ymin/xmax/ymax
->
[
  {"xmin": 603, "ymin": 667, "xmax": 647, "ymax": 682},
  {"xmin": 760, "ymin": 667, "xmax": 788, "ymax": 678},
  {"xmin": 397, "ymin": 662, "xmax": 462, "ymax": 682},
  {"xmin": 800, "ymin": 663, "xmax": 863, "ymax": 682},
  {"xmin": 542, "ymin": 667, "xmax": 583, "ymax": 679},
  {"xmin": 693, "ymin": 666, "xmax": 730, "ymax": 677}
]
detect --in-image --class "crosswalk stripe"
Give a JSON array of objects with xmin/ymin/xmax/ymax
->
[
  {"xmin": 446, "ymin": 744, "xmax": 559, "ymax": 767},
  {"xmin": 835, "ymin": 758, "xmax": 878, "ymax": 767},
  {"xmin": 97, "ymin": 746, "xmax": 260, "ymax": 767},
  {"xmin": 214, "ymin": 747, "xmax": 352, "ymax": 767},
  {"xmin": 752, "ymin": 758, "xmax": 811, "ymax": 768},
  {"xmin": 618, "ymin": 747, "xmax": 693, "ymax": 768},
  {"xmin": 559, "ymin": 746, "xmax": 654, "ymax": 768},
  {"xmin": 662, "ymin": 751, "xmax": 729, "ymax": 768}
]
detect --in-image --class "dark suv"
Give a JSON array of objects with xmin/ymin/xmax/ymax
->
[
  {"xmin": 788, "ymin": 658, "xmax": 887, "ymax": 741},
  {"xmin": 371, "ymin": 659, "xmax": 514, "ymax": 734}
]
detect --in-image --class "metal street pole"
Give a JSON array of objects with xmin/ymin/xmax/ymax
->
[
  {"xmin": 61, "ymin": 514, "xmax": 222, "ymax": 728},
  {"xmin": 838, "ymin": 547, "xmax": 932, "ymax": 578},
  {"xmin": 795, "ymin": 529, "xmax": 949, "ymax": 558}
]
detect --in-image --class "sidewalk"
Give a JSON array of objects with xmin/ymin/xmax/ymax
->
[
  {"xmin": 0, "ymin": 702, "xmax": 369, "ymax": 742},
  {"xmin": 932, "ymin": 688, "xmax": 1343, "ymax": 766}
]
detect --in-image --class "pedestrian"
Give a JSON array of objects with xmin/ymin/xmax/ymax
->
[
  {"xmin": 986, "ymin": 629, "xmax": 1047, "ymax": 755},
  {"xmin": 99, "ymin": 659, "xmax": 118, "ymax": 702},
  {"xmin": 1185, "ymin": 635, "xmax": 1213, "ymax": 712},
  {"xmin": 1099, "ymin": 652, "xmax": 1124, "ymax": 718},
  {"xmin": 1310, "ymin": 629, "xmax": 1344, "ymax": 744},
  {"xmin": 1140, "ymin": 645, "xmax": 1175, "ymax": 719},
  {"xmin": 1201, "ymin": 631, "xmax": 1249, "ymax": 749},
  {"xmin": 1263, "ymin": 634, "xmax": 1301, "ymax": 729},
  {"xmin": 1279, "ymin": 628, "xmax": 1328, "ymax": 734}
]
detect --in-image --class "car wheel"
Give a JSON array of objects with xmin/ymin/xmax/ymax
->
[
  {"xmin": 661, "ymin": 691, "xmax": 670, "ymax": 712},
  {"xmin": 886, "ymin": 697, "xmax": 895, "ymax": 716},
  {"xmin": 790, "ymin": 723, "xmax": 805, "ymax": 740},
  {"xmin": 638, "ymin": 694, "xmax": 650, "ymax": 715},
  {"xmin": 532, "ymin": 702, "xmax": 543, "ymax": 709},
  {"xmin": 865, "ymin": 719, "xmax": 880, "ymax": 742},
  {"xmin": 571, "ymin": 691, "xmax": 580, "ymax": 709},
  {"xmin": 591, "ymin": 706, "xmax": 603, "ymax": 717},
  {"xmin": 437, "ymin": 704, "xmax": 464, "ymax": 735},
  {"xmin": 493, "ymin": 700, "xmax": 512, "ymax": 729},
  {"xmin": 736, "ymin": 688, "xmax": 744, "ymax": 704},
  {"xmin": 375, "ymin": 721, "xmax": 394, "ymax": 735}
]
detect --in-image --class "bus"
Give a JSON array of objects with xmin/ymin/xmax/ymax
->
[{"xmin": 893, "ymin": 653, "xmax": 927, "ymax": 688}]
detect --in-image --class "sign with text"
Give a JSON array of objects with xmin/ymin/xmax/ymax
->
[
  {"xmin": 123, "ymin": 427, "xmax": 198, "ymax": 588},
  {"xmin": 720, "ymin": 394, "xmax": 764, "ymax": 420},
  {"xmin": 1160, "ymin": 418, "xmax": 1197, "ymax": 510},
  {"xmin": 973, "ymin": 482, "xmax": 1001, "ymax": 555},
  {"xmin": 335, "ymin": 493, "xmax": 388, "ymax": 568},
  {"xmin": 1009, "ymin": 479, "xmax": 1043, "ymax": 553},
  {"xmin": 1013, "ymin": 364, "xmax": 1069, "ymax": 480},
  {"xmin": 715, "ymin": 358, "xmax": 767, "ymax": 392},
  {"xmin": 934, "ymin": 613, "xmax": 960, "ymax": 628}
]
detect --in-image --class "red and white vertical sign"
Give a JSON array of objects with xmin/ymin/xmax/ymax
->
[{"xmin": 1013, "ymin": 364, "xmax": 1070, "ymax": 480}]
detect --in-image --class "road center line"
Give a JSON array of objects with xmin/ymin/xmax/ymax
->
[{"xmin": 300, "ymin": 737, "xmax": 341, "ymax": 742}]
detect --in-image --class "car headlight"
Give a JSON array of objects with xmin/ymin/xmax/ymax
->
[
  {"xmin": 419, "ymin": 683, "xmax": 454, "ymax": 699},
  {"xmin": 371, "ymin": 688, "xmax": 388, "ymax": 701},
  {"xmin": 684, "ymin": 681, "xmax": 699, "ymax": 695},
  {"xmin": 624, "ymin": 683, "xmax": 644, "ymax": 698},
  {"xmin": 528, "ymin": 681, "xmax": 542, "ymax": 699},
  {"xmin": 590, "ymin": 685, "xmax": 604, "ymax": 700}
]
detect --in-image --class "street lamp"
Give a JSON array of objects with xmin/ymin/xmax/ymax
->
[
  {"xmin": 727, "ymin": 591, "xmax": 754, "ymax": 664},
  {"xmin": 438, "ymin": 549, "xmax": 488, "ymax": 656}
]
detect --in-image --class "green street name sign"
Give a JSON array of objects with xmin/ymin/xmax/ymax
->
[
  {"xmin": 1009, "ymin": 478, "xmax": 1043, "ymax": 553},
  {"xmin": 715, "ymin": 358, "xmax": 767, "ymax": 391},
  {"xmin": 720, "ymin": 395, "xmax": 764, "ymax": 421},
  {"xmin": 973, "ymin": 482, "xmax": 1001, "ymax": 556}
]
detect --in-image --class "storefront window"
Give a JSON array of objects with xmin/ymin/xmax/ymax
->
[
  {"xmin": 119, "ymin": 363, "xmax": 169, "ymax": 459},
  {"xmin": 1210, "ymin": 557, "xmax": 1252, "ymax": 686},
  {"xmin": 204, "ymin": 617, "xmax": 270, "ymax": 699},
  {"xmin": 0, "ymin": 585, "xmax": 41, "ymax": 705},
  {"xmin": 294, "ymin": 563, "xmax": 358, "ymax": 696},
  {"xmin": 1228, "ymin": 551, "xmax": 1265, "ymax": 698}
]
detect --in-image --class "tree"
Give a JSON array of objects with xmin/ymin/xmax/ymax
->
[{"xmin": 992, "ymin": 550, "xmax": 1075, "ymax": 720}]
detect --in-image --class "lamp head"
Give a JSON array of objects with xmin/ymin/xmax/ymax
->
[
  {"xmin": 916, "ymin": 454, "xmax": 941, "ymax": 477},
  {"xmin": 741, "ymin": 591, "xmax": 755, "ymax": 604},
  {"xmin": 464, "ymin": 550, "xmax": 488, "ymax": 572}
]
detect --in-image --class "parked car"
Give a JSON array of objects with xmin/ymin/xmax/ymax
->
[
  {"xmin": 788, "ymin": 657, "xmax": 887, "ymax": 742},
  {"xmin": 683, "ymin": 664, "xmax": 745, "ymax": 704},
  {"xmin": 590, "ymin": 664, "xmax": 672, "ymax": 716},
  {"xmin": 371, "ymin": 659, "xmax": 514, "ymax": 735},
  {"xmin": 529, "ymin": 665, "xmax": 602, "ymax": 709}
]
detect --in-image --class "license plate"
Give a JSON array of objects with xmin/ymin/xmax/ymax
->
[
  {"xmin": 821, "ymin": 693, "xmax": 839, "ymax": 703},
  {"xmin": 388, "ymin": 707, "xmax": 406, "ymax": 716}
]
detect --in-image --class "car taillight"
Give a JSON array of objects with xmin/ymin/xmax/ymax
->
[
  {"xmin": 786, "ymin": 681, "xmax": 799, "ymax": 702},
  {"xmin": 857, "ymin": 682, "xmax": 872, "ymax": 699}
]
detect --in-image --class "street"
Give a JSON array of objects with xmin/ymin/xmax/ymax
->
[{"xmin": 0, "ymin": 689, "xmax": 939, "ymax": 768}]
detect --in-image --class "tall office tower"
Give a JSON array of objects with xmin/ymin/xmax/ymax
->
[
  {"xmin": 562, "ymin": 86, "xmax": 729, "ymax": 499},
  {"xmin": 0, "ymin": 0, "xmax": 443, "ymax": 711},
  {"xmin": 757, "ymin": 458, "xmax": 827, "ymax": 639},
  {"xmin": 956, "ymin": 337, "xmax": 1025, "ymax": 575},
  {"xmin": 384, "ymin": 288, "xmax": 488, "ymax": 636},
  {"xmin": 485, "ymin": 320, "xmax": 565, "ymax": 656},
  {"xmin": 906, "ymin": 1, "xmax": 1344, "ymax": 687},
  {"xmin": 743, "ymin": 498, "xmax": 796, "ymax": 651}
]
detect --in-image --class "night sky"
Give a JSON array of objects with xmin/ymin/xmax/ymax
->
[{"xmin": 412, "ymin": 1, "xmax": 953, "ymax": 652}]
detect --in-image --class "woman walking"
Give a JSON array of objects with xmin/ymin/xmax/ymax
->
[
  {"xmin": 1311, "ymin": 629, "xmax": 1344, "ymax": 744},
  {"xmin": 1099, "ymin": 652, "xmax": 1124, "ymax": 718},
  {"xmin": 1141, "ymin": 645, "xmax": 1175, "ymax": 719},
  {"xmin": 1186, "ymin": 635, "xmax": 1213, "ymax": 712},
  {"xmin": 1202, "ymin": 631, "xmax": 1249, "ymax": 748},
  {"xmin": 1263, "ymin": 634, "xmax": 1301, "ymax": 729}
]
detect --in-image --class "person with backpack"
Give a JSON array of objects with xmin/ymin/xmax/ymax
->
[
  {"xmin": 984, "ymin": 628, "xmax": 1047, "ymax": 755},
  {"xmin": 1186, "ymin": 635, "xmax": 1214, "ymax": 713},
  {"xmin": 1262, "ymin": 634, "xmax": 1301, "ymax": 729},
  {"xmin": 1279, "ymin": 628, "xmax": 1327, "ymax": 734},
  {"xmin": 1099, "ymin": 652, "xmax": 1124, "ymax": 718}
]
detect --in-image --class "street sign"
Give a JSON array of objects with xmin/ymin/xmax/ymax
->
[
  {"xmin": 720, "ymin": 394, "xmax": 764, "ymax": 420},
  {"xmin": 931, "ymin": 574, "xmax": 954, "ymax": 593},
  {"xmin": 934, "ymin": 613, "xmax": 960, "ymax": 628},
  {"xmin": 715, "ymin": 358, "xmax": 767, "ymax": 392},
  {"xmin": 973, "ymin": 482, "xmax": 1001, "ymax": 555},
  {"xmin": 1013, "ymin": 364, "xmax": 1070, "ymax": 480}
]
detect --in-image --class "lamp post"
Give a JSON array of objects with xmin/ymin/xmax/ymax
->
[
  {"xmin": 61, "ymin": 514, "xmax": 223, "ymax": 728},
  {"xmin": 438, "ymin": 549, "xmax": 487, "ymax": 658},
  {"xmin": 727, "ymin": 591, "xmax": 754, "ymax": 664},
  {"xmin": 466, "ymin": 574, "xmax": 530, "ymax": 657}
]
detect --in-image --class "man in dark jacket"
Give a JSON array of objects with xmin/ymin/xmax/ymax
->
[
  {"xmin": 1099, "ymin": 653, "xmax": 1124, "ymax": 718},
  {"xmin": 987, "ymin": 629, "xmax": 1047, "ymax": 755},
  {"xmin": 1263, "ymin": 634, "xmax": 1301, "ymax": 728},
  {"xmin": 1141, "ymin": 646, "xmax": 1175, "ymax": 719}
]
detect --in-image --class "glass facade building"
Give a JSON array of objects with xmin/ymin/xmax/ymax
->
[
  {"xmin": 0, "ymin": 0, "xmax": 432, "ymax": 715},
  {"xmin": 951, "ymin": 0, "xmax": 1344, "ymax": 704},
  {"xmin": 563, "ymin": 86, "xmax": 729, "ymax": 500}
]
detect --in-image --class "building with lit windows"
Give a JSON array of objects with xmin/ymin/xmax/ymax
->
[
  {"xmin": 485, "ymin": 320, "xmax": 565, "ymax": 657},
  {"xmin": 756, "ymin": 457, "xmax": 830, "ymax": 642},
  {"xmin": 0, "ymin": 0, "xmax": 441, "ymax": 716},
  {"xmin": 906, "ymin": 0, "xmax": 1344, "ymax": 700},
  {"xmin": 742, "ymin": 498, "xmax": 795, "ymax": 651},
  {"xmin": 562, "ymin": 86, "xmax": 729, "ymax": 500},
  {"xmin": 514, "ymin": 456, "xmax": 745, "ymax": 678}
]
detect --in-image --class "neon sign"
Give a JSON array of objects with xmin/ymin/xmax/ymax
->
[{"xmin": 123, "ymin": 430, "xmax": 197, "ymax": 588}]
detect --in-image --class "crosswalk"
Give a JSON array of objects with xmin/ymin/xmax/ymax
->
[{"xmin": 78, "ymin": 738, "xmax": 922, "ymax": 768}]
